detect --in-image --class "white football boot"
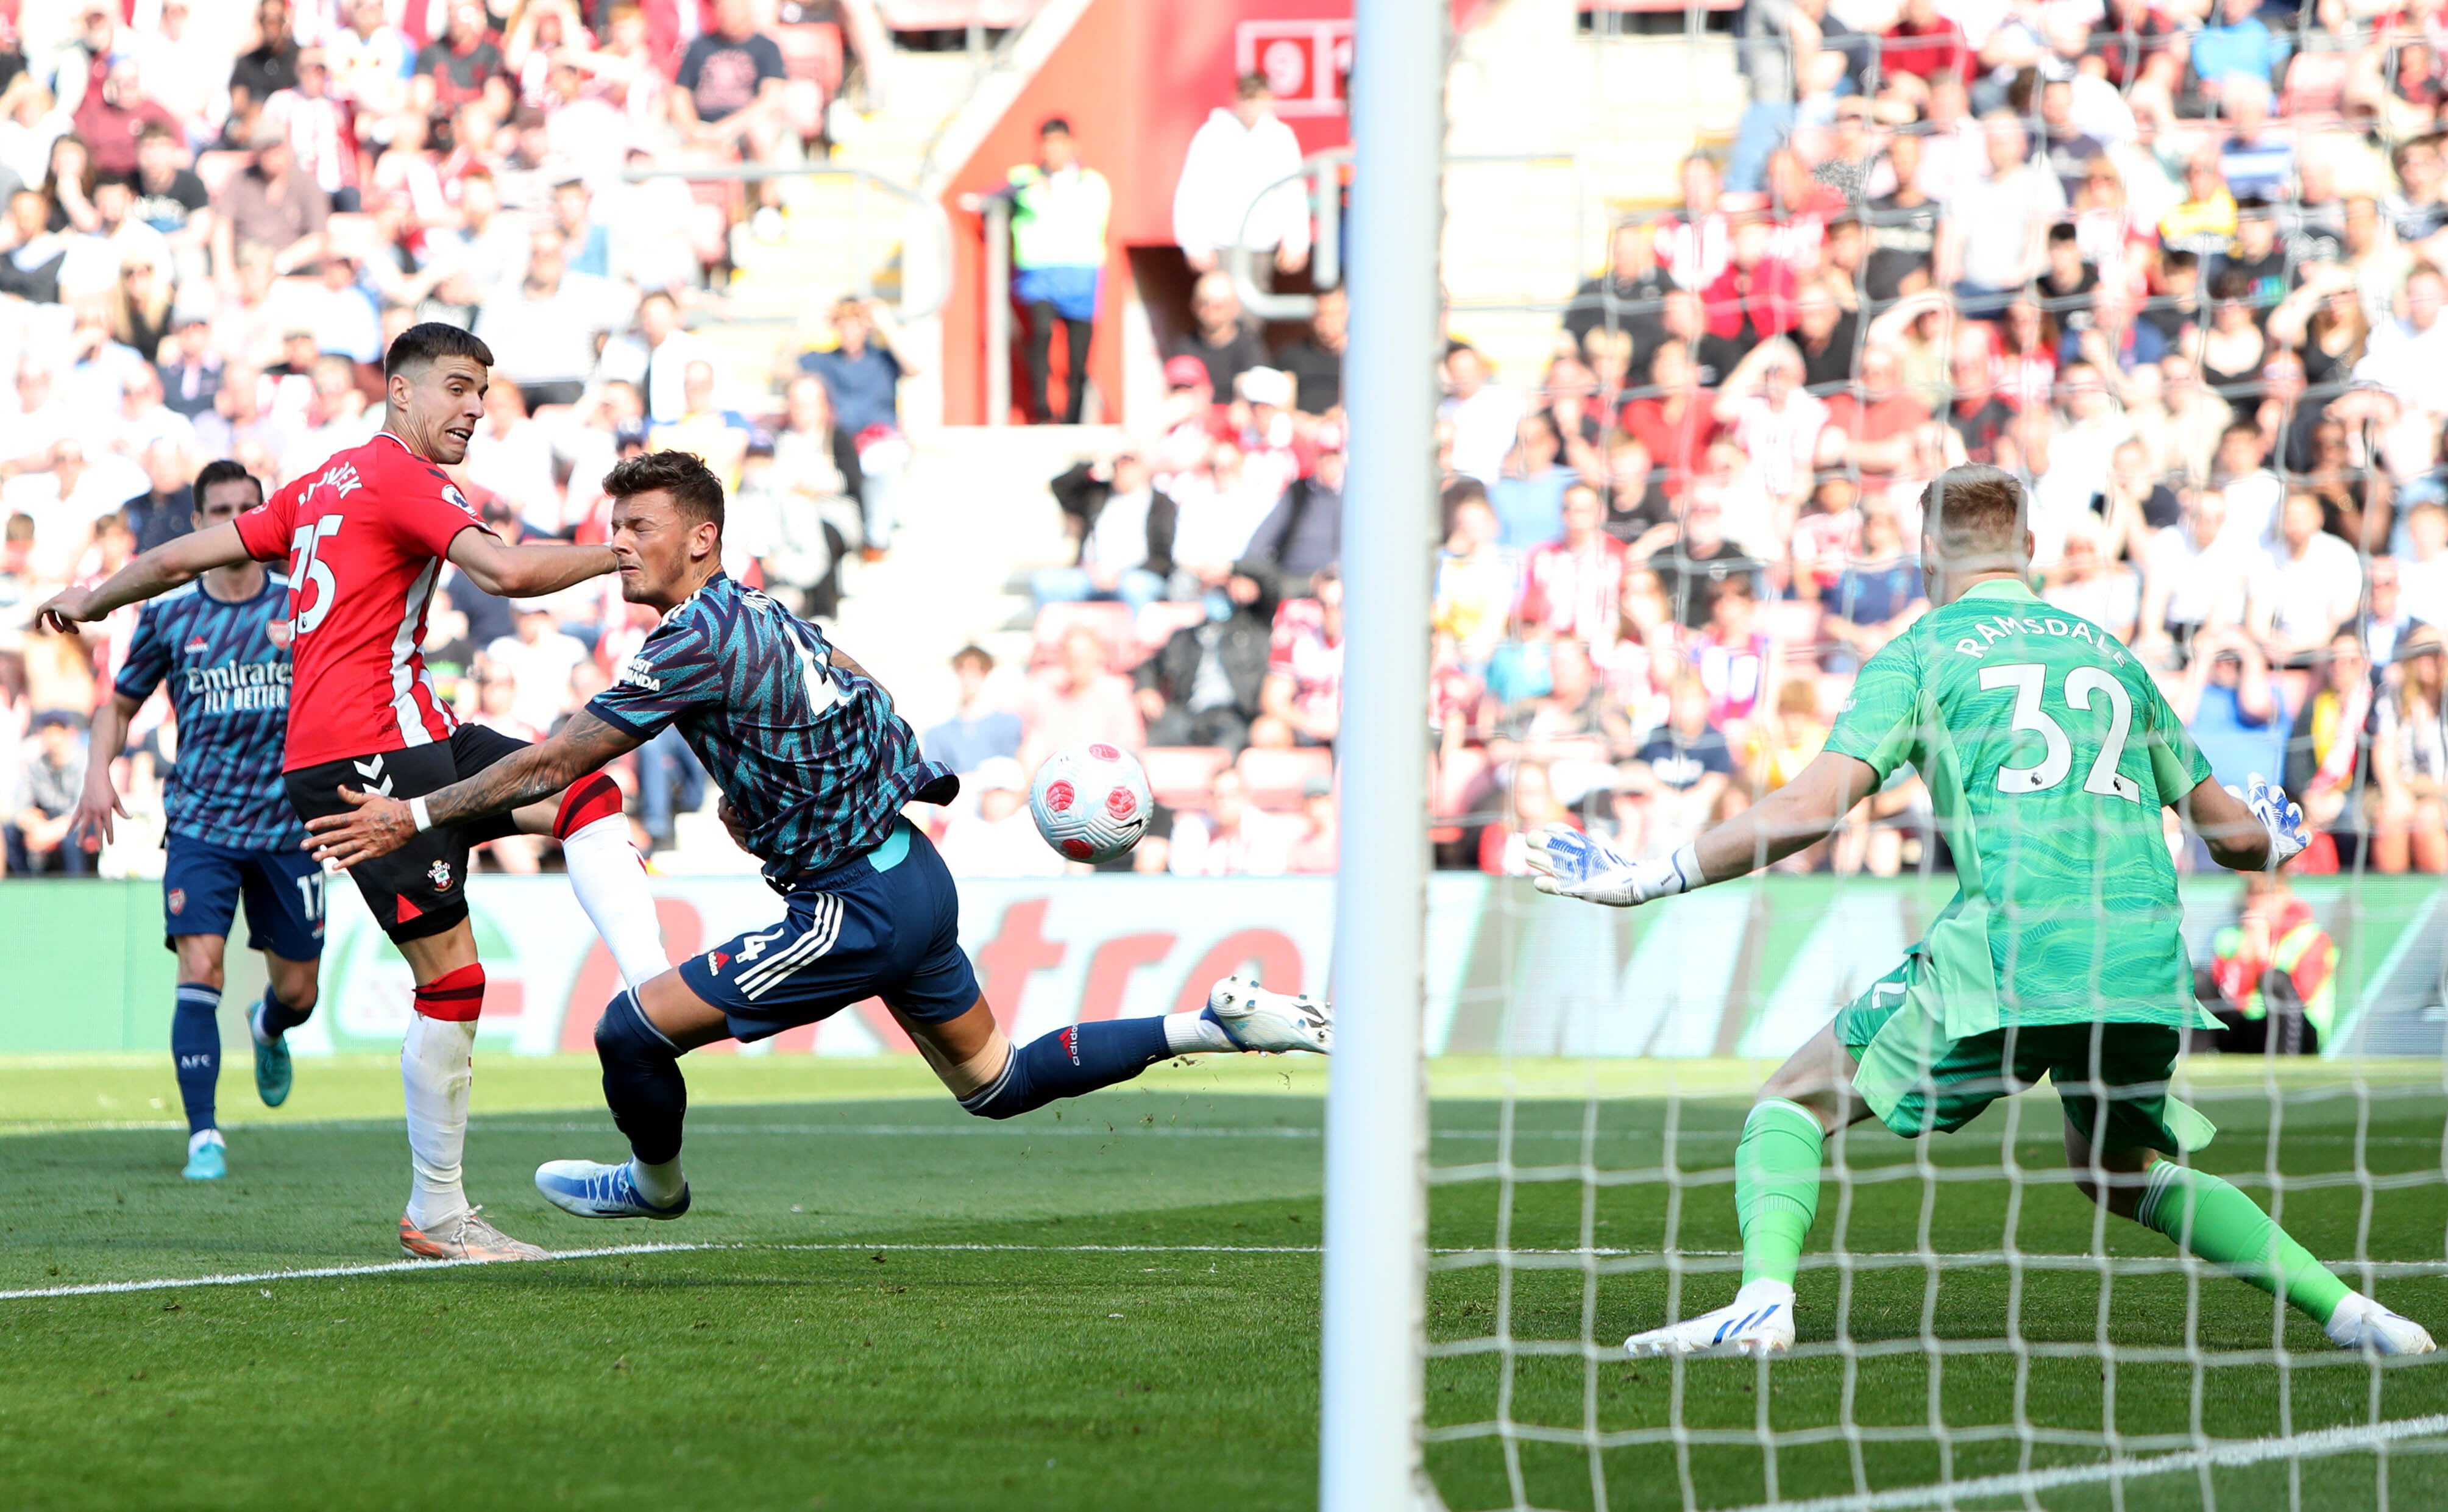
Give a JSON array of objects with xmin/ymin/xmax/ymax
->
[
  {"xmin": 2326, "ymin": 1293, "xmax": 2438, "ymax": 1355},
  {"xmin": 1624, "ymin": 1279, "xmax": 1797, "ymax": 1360},
  {"xmin": 1204, "ymin": 974, "xmax": 1332, "ymax": 1054}
]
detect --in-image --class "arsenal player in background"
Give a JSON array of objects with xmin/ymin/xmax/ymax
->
[{"xmin": 38, "ymin": 324, "xmax": 671, "ymax": 1263}]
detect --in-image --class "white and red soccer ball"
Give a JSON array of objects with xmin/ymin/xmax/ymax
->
[{"xmin": 1028, "ymin": 742, "xmax": 1151, "ymax": 864}]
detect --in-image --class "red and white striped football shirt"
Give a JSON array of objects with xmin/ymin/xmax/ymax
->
[{"xmin": 233, "ymin": 432, "xmax": 497, "ymax": 771}]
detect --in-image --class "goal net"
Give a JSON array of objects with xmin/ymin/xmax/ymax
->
[{"xmin": 1365, "ymin": 5, "xmax": 2448, "ymax": 1510}]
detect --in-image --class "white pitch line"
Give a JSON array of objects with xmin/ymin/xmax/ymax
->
[
  {"xmin": 0, "ymin": 1243, "xmax": 711, "ymax": 1300},
  {"xmin": 16, "ymin": 1240, "xmax": 2448, "ymax": 1304},
  {"xmin": 0, "ymin": 1241, "xmax": 1332, "ymax": 1302},
  {"xmin": 1740, "ymin": 1412, "xmax": 2448, "ymax": 1512},
  {"xmin": 17, "ymin": 1119, "xmax": 2447, "ymax": 1149}
]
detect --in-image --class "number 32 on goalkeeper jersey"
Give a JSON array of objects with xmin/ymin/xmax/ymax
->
[{"xmin": 1822, "ymin": 578, "xmax": 2215, "ymax": 1036}]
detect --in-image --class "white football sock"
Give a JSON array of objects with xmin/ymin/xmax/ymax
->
[
  {"xmin": 1731, "ymin": 1277, "xmax": 1796, "ymax": 1313},
  {"xmin": 2326, "ymin": 1291, "xmax": 2374, "ymax": 1347},
  {"xmin": 1163, "ymin": 1010, "xmax": 1237, "ymax": 1055},
  {"xmin": 562, "ymin": 815, "xmax": 670, "ymax": 992},
  {"xmin": 402, "ymin": 1014, "xmax": 476, "ymax": 1231},
  {"xmin": 188, "ymin": 1128, "xmax": 223, "ymax": 1154},
  {"xmin": 630, "ymin": 1155, "xmax": 686, "ymax": 1205}
]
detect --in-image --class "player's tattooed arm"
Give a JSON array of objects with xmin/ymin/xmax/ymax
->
[
  {"xmin": 34, "ymin": 524, "xmax": 254, "ymax": 631},
  {"xmin": 303, "ymin": 712, "xmax": 643, "ymax": 867}
]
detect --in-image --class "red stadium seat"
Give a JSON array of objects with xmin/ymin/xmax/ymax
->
[
  {"xmin": 775, "ymin": 21, "xmax": 845, "ymax": 94},
  {"xmin": 1237, "ymin": 747, "xmax": 1333, "ymax": 811},
  {"xmin": 1031, "ymin": 600, "xmax": 1137, "ymax": 670},
  {"xmin": 1140, "ymin": 746, "xmax": 1233, "ymax": 810}
]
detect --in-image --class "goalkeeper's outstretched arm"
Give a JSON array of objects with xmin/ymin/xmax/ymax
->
[
  {"xmin": 1691, "ymin": 751, "xmax": 1882, "ymax": 882},
  {"xmin": 1529, "ymin": 751, "xmax": 1880, "ymax": 906},
  {"xmin": 2179, "ymin": 772, "xmax": 2305, "ymax": 872}
]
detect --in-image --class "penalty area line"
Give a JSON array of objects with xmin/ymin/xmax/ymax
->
[
  {"xmin": 1743, "ymin": 1412, "xmax": 2448, "ymax": 1512},
  {"xmin": 0, "ymin": 1241, "xmax": 1333, "ymax": 1302}
]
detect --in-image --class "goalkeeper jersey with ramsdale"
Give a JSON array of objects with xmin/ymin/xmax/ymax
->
[{"xmin": 1823, "ymin": 578, "xmax": 2215, "ymax": 1035}]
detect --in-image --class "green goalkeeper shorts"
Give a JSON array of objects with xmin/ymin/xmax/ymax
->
[{"xmin": 1836, "ymin": 954, "xmax": 2217, "ymax": 1154}]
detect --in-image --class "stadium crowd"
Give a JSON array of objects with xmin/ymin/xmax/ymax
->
[
  {"xmin": 980, "ymin": 7, "xmax": 2448, "ymax": 881},
  {"xmin": 10, "ymin": 0, "xmax": 2448, "ymax": 886},
  {"xmin": 0, "ymin": 0, "xmax": 875, "ymax": 876}
]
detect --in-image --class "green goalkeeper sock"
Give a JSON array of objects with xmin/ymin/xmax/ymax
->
[
  {"xmin": 1735, "ymin": 1098, "xmax": 1825, "ymax": 1287},
  {"xmin": 2136, "ymin": 1162, "xmax": 2352, "ymax": 1326}
]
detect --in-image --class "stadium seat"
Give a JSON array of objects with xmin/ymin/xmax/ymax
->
[
  {"xmin": 1031, "ymin": 600, "xmax": 1137, "ymax": 670},
  {"xmin": 1140, "ymin": 746, "xmax": 1233, "ymax": 810},
  {"xmin": 775, "ymin": 21, "xmax": 845, "ymax": 94},
  {"xmin": 1237, "ymin": 747, "xmax": 1333, "ymax": 810}
]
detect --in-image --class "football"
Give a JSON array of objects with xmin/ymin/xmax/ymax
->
[{"xmin": 1029, "ymin": 741, "xmax": 1152, "ymax": 864}]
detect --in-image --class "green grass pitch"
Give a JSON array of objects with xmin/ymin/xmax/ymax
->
[{"xmin": 4, "ymin": 1055, "xmax": 2447, "ymax": 1511}]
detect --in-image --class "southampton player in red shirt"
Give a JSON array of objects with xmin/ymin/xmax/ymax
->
[{"xmin": 38, "ymin": 325, "xmax": 671, "ymax": 1262}]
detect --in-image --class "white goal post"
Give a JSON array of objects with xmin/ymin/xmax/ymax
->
[{"xmin": 1319, "ymin": 0, "xmax": 1447, "ymax": 1507}]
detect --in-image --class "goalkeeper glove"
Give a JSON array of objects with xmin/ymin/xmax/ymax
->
[
  {"xmin": 2227, "ymin": 772, "xmax": 2310, "ymax": 870},
  {"xmin": 1524, "ymin": 825, "xmax": 1701, "ymax": 908}
]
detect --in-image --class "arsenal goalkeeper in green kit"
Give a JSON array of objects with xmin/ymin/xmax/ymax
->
[{"xmin": 1527, "ymin": 464, "xmax": 2436, "ymax": 1361}]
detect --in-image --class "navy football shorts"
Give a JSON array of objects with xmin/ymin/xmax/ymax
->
[
  {"xmin": 679, "ymin": 821, "xmax": 981, "ymax": 1043},
  {"xmin": 162, "ymin": 834, "xmax": 327, "ymax": 960}
]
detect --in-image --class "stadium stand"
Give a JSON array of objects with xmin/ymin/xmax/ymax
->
[{"xmin": 2, "ymin": 0, "xmax": 2444, "ymax": 894}]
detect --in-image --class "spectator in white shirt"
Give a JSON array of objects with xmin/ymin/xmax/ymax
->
[
  {"xmin": 1171, "ymin": 73, "xmax": 1309, "ymax": 279},
  {"xmin": 9, "ymin": 439, "xmax": 146, "ymax": 581},
  {"xmin": 1170, "ymin": 767, "xmax": 1293, "ymax": 876},
  {"xmin": 1940, "ymin": 111, "xmax": 2066, "ymax": 307},
  {"xmin": 483, "ymin": 604, "xmax": 590, "ymax": 736},
  {"xmin": 2041, "ymin": 516, "xmax": 2142, "ymax": 642},
  {"xmin": 326, "ymin": 0, "xmax": 415, "ymax": 122},
  {"xmin": 2355, "ymin": 265, "xmax": 2448, "ymax": 417},
  {"xmin": 2251, "ymin": 491, "xmax": 2366, "ymax": 662},
  {"xmin": 2140, "ymin": 490, "xmax": 2254, "ymax": 665},
  {"xmin": 1714, "ymin": 339, "xmax": 1826, "ymax": 520},
  {"xmin": 592, "ymin": 289, "xmax": 716, "ymax": 425},
  {"xmin": 1438, "ymin": 344, "xmax": 1524, "ymax": 485},
  {"xmin": 475, "ymin": 226, "xmax": 634, "ymax": 409},
  {"xmin": 132, "ymin": 0, "xmax": 227, "ymax": 138},
  {"xmin": 2209, "ymin": 417, "xmax": 2285, "ymax": 550},
  {"xmin": 2031, "ymin": 361, "xmax": 2134, "ymax": 563},
  {"xmin": 0, "ymin": 363, "xmax": 71, "ymax": 472},
  {"xmin": 465, "ymin": 382, "xmax": 564, "ymax": 534},
  {"xmin": 263, "ymin": 47, "xmax": 355, "ymax": 206},
  {"xmin": 2401, "ymin": 500, "xmax": 2448, "ymax": 631}
]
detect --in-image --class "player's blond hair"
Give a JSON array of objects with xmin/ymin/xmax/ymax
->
[{"xmin": 1920, "ymin": 464, "xmax": 2027, "ymax": 575}]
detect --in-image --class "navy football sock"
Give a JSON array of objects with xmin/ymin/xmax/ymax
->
[
  {"xmin": 171, "ymin": 983, "xmax": 222, "ymax": 1137},
  {"xmin": 595, "ymin": 990, "xmax": 688, "ymax": 1165},
  {"xmin": 255, "ymin": 985, "xmax": 311, "ymax": 1040},
  {"xmin": 960, "ymin": 1018, "xmax": 1173, "ymax": 1120}
]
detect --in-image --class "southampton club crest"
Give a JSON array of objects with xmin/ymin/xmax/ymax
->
[{"xmin": 428, "ymin": 859, "xmax": 453, "ymax": 892}]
